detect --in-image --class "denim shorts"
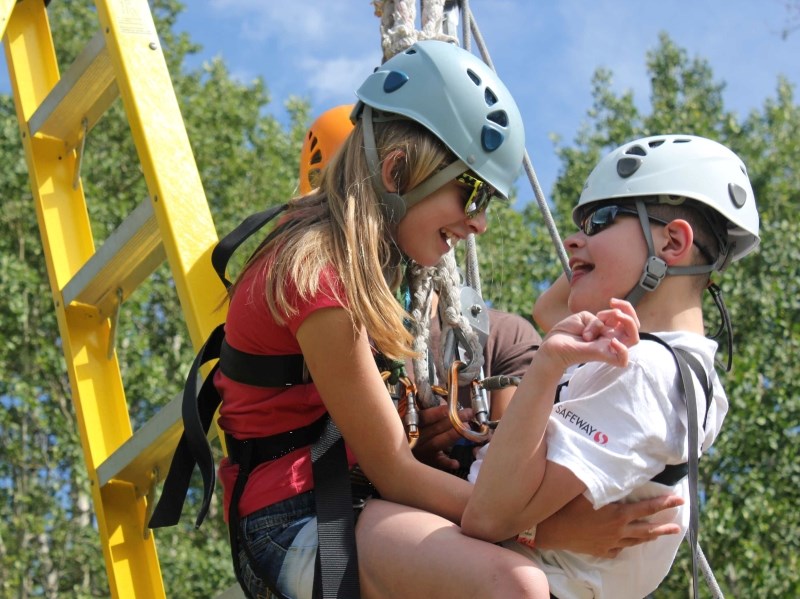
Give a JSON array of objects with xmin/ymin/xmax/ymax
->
[
  {"xmin": 235, "ymin": 481, "xmax": 373, "ymax": 599},
  {"xmin": 237, "ymin": 491, "xmax": 318, "ymax": 599}
]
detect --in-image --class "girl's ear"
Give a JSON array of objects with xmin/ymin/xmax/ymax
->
[
  {"xmin": 657, "ymin": 219, "xmax": 694, "ymax": 266},
  {"xmin": 380, "ymin": 150, "xmax": 406, "ymax": 192}
]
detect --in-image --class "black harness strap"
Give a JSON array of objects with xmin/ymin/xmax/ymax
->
[
  {"xmin": 212, "ymin": 204, "xmax": 290, "ymax": 289},
  {"xmin": 149, "ymin": 202, "xmax": 361, "ymax": 599},
  {"xmin": 149, "ymin": 323, "xmax": 225, "ymax": 529},
  {"xmin": 221, "ymin": 338, "xmax": 309, "ymax": 387},
  {"xmin": 311, "ymin": 419, "xmax": 361, "ymax": 599}
]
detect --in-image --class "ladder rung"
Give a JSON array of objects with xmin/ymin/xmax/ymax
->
[
  {"xmin": 28, "ymin": 30, "xmax": 119, "ymax": 149},
  {"xmin": 62, "ymin": 198, "xmax": 164, "ymax": 318},
  {"xmin": 96, "ymin": 392, "xmax": 181, "ymax": 492}
]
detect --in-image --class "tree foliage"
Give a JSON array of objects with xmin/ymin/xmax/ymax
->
[
  {"xmin": 1, "ymin": 1, "xmax": 305, "ymax": 596},
  {"xmin": 1, "ymin": 3, "xmax": 797, "ymax": 598}
]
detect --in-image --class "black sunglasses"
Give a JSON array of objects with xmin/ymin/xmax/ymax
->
[
  {"xmin": 455, "ymin": 172, "xmax": 500, "ymax": 219},
  {"xmin": 579, "ymin": 204, "xmax": 669, "ymax": 236},
  {"xmin": 580, "ymin": 204, "xmax": 717, "ymax": 263}
]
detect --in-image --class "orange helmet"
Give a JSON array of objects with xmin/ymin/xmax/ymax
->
[{"xmin": 298, "ymin": 104, "xmax": 355, "ymax": 194}]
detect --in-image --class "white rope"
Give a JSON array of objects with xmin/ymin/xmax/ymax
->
[
  {"xmin": 373, "ymin": 0, "xmax": 457, "ymax": 61},
  {"xmin": 408, "ymin": 251, "xmax": 484, "ymax": 408},
  {"xmin": 698, "ymin": 541, "xmax": 726, "ymax": 599}
]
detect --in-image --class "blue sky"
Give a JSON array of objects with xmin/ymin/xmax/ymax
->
[{"xmin": 3, "ymin": 1, "xmax": 799, "ymax": 206}]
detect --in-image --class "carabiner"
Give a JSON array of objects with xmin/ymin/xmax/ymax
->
[
  {"xmin": 383, "ymin": 372, "xmax": 420, "ymax": 448},
  {"xmin": 447, "ymin": 361, "xmax": 491, "ymax": 443}
]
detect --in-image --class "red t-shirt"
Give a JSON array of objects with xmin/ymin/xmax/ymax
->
[{"xmin": 215, "ymin": 261, "xmax": 357, "ymax": 519}]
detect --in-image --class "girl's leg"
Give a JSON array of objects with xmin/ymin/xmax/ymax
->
[{"xmin": 356, "ymin": 498, "xmax": 549, "ymax": 599}]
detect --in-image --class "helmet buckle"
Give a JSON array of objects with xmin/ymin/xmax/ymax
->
[{"xmin": 639, "ymin": 256, "xmax": 668, "ymax": 291}]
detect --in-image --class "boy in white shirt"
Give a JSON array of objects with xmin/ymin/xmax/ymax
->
[{"xmin": 462, "ymin": 134, "xmax": 760, "ymax": 599}]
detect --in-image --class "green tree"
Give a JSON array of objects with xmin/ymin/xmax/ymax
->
[{"xmin": 0, "ymin": 1, "xmax": 307, "ymax": 596}]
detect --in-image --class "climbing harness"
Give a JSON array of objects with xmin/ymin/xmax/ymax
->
[{"xmin": 149, "ymin": 203, "xmax": 365, "ymax": 599}]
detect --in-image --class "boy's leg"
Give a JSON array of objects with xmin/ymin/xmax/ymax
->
[{"xmin": 356, "ymin": 498, "xmax": 549, "ymax": 599}]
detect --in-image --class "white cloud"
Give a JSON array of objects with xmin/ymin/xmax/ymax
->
[{"xmin": 298, "ymin": 54, "xmax": 383, "ymax": 104}]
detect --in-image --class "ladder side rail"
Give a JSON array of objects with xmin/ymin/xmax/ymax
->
[
  {"xmin": 93, "ymin": 0, "xmax": 226, "ymax": 350},
  {"xmin": 4, "ymin": 2, "xmax": 165, "ymax": 598}
]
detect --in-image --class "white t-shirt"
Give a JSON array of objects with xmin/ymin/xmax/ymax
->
[{"xmin": 469, "ymin": 331, "xmax": 727, "ymax": 599}]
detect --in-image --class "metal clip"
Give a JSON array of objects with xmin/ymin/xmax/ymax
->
[{"xmin": 447, "ymin": 361, "xmax": 491, "ymax": 443}]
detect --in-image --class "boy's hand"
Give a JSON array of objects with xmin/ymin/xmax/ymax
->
[{"xmin": 540, "ymin": 298, "xmax": 640, "ymax": 370}]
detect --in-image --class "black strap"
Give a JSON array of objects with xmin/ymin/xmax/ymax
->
[
  {"xmin": 311, "ymin": 418, "xmax": 361, "ymax": 599},
  {"xmin": 151, "ymin": 203, "xmax": 362, "ymax": 598},
  {"xmin": 149, "ymin": 323, "xmax": 226, "ymax": 528},
  {"xmin": 225, "ymin": 415, "xmax": 328, "ymax": 466},
  {"xmin": 212, "ymin": 203, "xmax": 288, "ymax": 288},
  {"xmin": 220, "ymin": 338, "xmax": 308, "ymax": 386},
  {"xmin": 150, "ymin": 203, "xmax": 294, "ymax": 529}
]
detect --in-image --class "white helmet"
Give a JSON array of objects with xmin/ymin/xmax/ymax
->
[{"xmin": 575, "ymin": 135, "xmax": 760, "ymax": 264}]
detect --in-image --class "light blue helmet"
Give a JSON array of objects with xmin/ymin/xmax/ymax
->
[{"xmin": 354, "ymin": 40, "xmax": 525, "ymax": 222}]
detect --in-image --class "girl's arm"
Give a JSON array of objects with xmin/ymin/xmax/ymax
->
[{"xmin": 297, "ymin": 306, "xmax": 471, "ymax": 523}]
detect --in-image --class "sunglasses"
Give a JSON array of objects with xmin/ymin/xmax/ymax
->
[
  {"xmin": 455, "ymin": 172, "xmax": 499, "ymax": 219},
  {"xmin": 579, "ymin": 204, "xmax": 669, "ymax": 236},
  {"xmin": 580, "ymin": 204, "xmax": 717, "ymax": 263}
]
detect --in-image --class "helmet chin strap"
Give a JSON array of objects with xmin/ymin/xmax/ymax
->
[
  {"xmin": 625, "ymin": 198, "xmax": 721, "ymax": 306},
  {"xmin": 626, "ymin": 199, "xmax": 735, "ymax": 371},
  {"xmin": 360, "ymin": 104, "xmax": 467, "ymax": 225},
  {"xmin": 625, "ymin": 199, "xmax": 669, "ymax": 306}
]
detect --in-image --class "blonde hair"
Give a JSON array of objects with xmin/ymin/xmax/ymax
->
[{"xmin": 232, "ymin": 116, "xmax": 455, "ymax": 360}]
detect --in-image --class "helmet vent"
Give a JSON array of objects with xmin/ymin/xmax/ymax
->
[
  {"xmin": 467, "ymin": 69, "xmax": 482, "ymax": 86},
  {"xmin": 383, "ymin": 70, "xmax": 409, "ymax": 93},
  {"xmin": 310, "ymin": 149, "xmax": 322, "ymax": 166},
  {"xmin": 487, "ymin": 110, "xmax": 508, "ymax": 127},
  {"xmin": 625, "ymin": 144, "xmax": 647, "ymax": 157},
  {"xmin": 481, "ymin": 126, "xmax": 504, "ymax": 152},
  {"xmin": 649, "ymin": 139, "xmax": 665, "ymax": 148},
  {"xmin": 728, "ymin": 182, "xmax": 747, "ymax": 208},
  {"xmin": 484, "ymin": 88, "xmax": 498, "ymax": 106},
  {"xmin": 617, "ymin": 156, "xmax": 642, "ymax": 178}
]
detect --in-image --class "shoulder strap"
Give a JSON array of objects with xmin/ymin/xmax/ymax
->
[
  {"xmin": 639, "ymin": 332, "xmax": 706, "ymax": 599},
  {"xmin": 149, "ymin": 203, "xmax": 295, "ymax": 529},
  {"xmin": 212, "ymin": 203, "xmax": 289, "ymax": 288}
]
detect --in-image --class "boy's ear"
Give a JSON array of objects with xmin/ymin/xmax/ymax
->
[{"xmin": 657, "ymin": 219, "xmax": 694, "ymax": 265}]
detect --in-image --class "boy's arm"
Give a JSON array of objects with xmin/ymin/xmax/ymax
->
[
  {"xmin": 533, "ymin": 273, "xmax": 571, "ymax": 333},
  {"xmin": 462, "ymin": 300, "xmax": 639, "ymax": 542}
]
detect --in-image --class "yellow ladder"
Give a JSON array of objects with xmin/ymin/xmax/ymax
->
[{"xmin": 3, "ymin": 1, "xmax": 228, "ymax": 596}]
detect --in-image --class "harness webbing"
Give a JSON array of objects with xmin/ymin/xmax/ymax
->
[
  {"xmin": 640, "ymin": 332, "xmax": 710, "ymax": 599},
  {"xmin": 149, "ymin": 202, "xmax": 361, "ymax": 599}
]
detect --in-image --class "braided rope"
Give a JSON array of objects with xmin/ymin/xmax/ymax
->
[
  {"xmin": 374, "ymin": 0, "xmax": 457, "ymax": 61},
  {"xmin": 408, "ymin": 251, "xmax": 484, "ymax": 408}
]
